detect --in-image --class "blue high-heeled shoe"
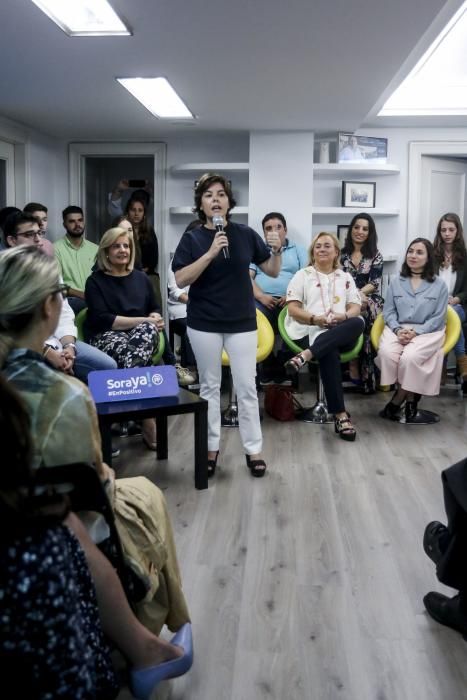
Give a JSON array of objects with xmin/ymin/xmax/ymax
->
[{"xmin": 130, "ymin": 623, "xmax": 194, "ymax": 700}]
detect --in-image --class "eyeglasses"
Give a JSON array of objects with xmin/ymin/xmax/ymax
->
[
  {"xmin": 51, "ymin": 284, "xmax": 69, "ymax": 299},
  {"xmin": 16, "ymin": 230, "xmax": 46, "ymax": 240}
]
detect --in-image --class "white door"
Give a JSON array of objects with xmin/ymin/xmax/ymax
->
[
  {"xmin": 0, "ymin": 140, "xmax": 15, "ymax": 207},
  {"xmin": 420, "ymin": 156, "xmax": 467, "ymax": 240}
]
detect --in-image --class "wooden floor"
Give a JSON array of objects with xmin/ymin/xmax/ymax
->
[{"xmin": 115, "ymin": 382, "xmax": 467, "ymax": 700}]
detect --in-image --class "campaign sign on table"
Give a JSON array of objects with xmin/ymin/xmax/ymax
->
[{"xmin": 88, "ymin": 365, "xmax": 179, "ymax": 403}]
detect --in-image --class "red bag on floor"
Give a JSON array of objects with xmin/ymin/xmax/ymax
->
[{"xmin": 264, "ymin": 385, "xmax": 300, "ymax": 421}]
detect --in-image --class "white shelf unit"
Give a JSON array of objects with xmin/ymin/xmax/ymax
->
[
  {"xmin": 170, "ymin": 163, "xmax": 249, "ymax": 216},
  {"xmin": 313, "ymin": 207, "xmax": 399, "ymax": 217},
  {"xmin": 312, "ymin": 161, "xmax": 400, "ymax": 220}
]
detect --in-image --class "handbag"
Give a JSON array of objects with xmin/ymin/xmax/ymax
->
[{"xmin": 264, "ymin": 385, "xmax": 302, "ymax": 422}]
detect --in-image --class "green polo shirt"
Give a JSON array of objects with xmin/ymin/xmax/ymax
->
[{"xmin": 54, "ymin": 236, "xmax": 98, "ymax": 292}]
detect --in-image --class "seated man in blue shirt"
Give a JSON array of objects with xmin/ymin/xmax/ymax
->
[{"xmin": 250, "ymin": 212, "xmax": 307, "ymax": 384}]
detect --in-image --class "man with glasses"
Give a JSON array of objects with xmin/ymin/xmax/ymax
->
[
  {"xmin": 23, "ymin": 201, "xmax": 55, "ymax": 256},
  {"xmin": 3, "ymin": 212, "xmax": 117, "ymax": 382}
]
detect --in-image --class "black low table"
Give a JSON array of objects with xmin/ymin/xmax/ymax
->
[{"xmin": 96, "ymin": 388, "xmax": 208, "ymax": 490}]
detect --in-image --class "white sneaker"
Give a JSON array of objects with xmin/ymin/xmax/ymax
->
[{"xmin": 175, "ymin": 364, "xmax": 197, "ymax": 386}]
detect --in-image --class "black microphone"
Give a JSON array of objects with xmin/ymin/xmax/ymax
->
[{"xmin": 213, "ymin": 215, "xmax": 229, "ymax": 259}]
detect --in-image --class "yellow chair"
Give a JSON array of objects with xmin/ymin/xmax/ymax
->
[
  {"xmin": 370, "ymin": 305, "xmax": 461, "ymax": 424},
  {"xmin": 220, "ymin": 309, "xmax": 274, "ymax": 427}
]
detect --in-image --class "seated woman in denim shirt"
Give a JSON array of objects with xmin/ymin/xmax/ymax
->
[{"xmin": 376, "ymin": 238, "xmax": 448, "ymax": 422}]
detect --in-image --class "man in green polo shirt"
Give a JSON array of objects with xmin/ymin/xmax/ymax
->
[{"xmin": 54, "ymin": 206, "xmax": 98, "ymax": 314}]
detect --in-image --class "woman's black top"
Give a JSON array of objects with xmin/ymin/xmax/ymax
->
[
  {"xmin": 172, "ymin": 222, "xmax": 270, "ymax": 333},
  {"xmin": 84, "ymin": 268, "xmax": 160, "ymax": 338}
]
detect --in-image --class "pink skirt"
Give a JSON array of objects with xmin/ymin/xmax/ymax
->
[{"xmin": 375, "ymin": 326, "xmax": 445, "ymax": 396}]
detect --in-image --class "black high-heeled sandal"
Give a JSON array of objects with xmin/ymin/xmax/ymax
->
[
  {"xmin": 284, "ymin": 353, "xmax": 307, "ymax": 376},
  {"xmin": 245, "ymin": 455, "xmax": 267, "ymax": 478},
  {"xmin": 334, "ymin": 412, "xmax": 356, "ymax": 442},
  {"xmin": 207, "ymin": 451, "xmax": 219, "ymax": 478}
]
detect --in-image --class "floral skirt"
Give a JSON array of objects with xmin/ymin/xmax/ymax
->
[{"xmin": 91, "ymin": 321, "xmax": 158, "ymax": 369}]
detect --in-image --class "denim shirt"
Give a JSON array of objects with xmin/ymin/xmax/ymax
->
[{"xmin": 383, "ymin": 275, "xmax": 448, "ymax": 334}]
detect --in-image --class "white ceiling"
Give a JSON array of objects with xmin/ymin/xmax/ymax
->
[{"xmin": 0, "ymin": 0, "xmax": 463, "ymax": 140}]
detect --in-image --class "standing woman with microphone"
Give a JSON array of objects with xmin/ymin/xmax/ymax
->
[{"xmin": 172, "ymin": 174, "xmax": 282, "ymax": 478}]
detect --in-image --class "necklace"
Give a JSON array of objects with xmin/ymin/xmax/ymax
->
[{"xmin": 316, "ymin": 270, "xmax": 338, "ymax": 314}]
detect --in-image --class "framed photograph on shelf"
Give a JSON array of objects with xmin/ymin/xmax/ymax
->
[
  {"xmin": 338, "ymin": 133, "xmax": 388, "ymax": 164},
  {"xmin": 337, "ymin": 225, "xmax": 349, "ymax": 247},
  {"xmin": 342, "ymin": 181, "xmax": 376, "ymax": 208}
]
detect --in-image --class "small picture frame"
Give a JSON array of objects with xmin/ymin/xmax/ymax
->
[
  {"xmin": 338, "ymin": 133, "xmax": 388, "ymax": 164},
  {"xmin": 341, "ymin": 181, "xmax": 376, "ymax": 208},
  {"xmin": 337, "ymin": 225, "xmax": 349, "ymax": 248}
]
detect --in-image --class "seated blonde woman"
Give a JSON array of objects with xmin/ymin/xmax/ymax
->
[
  {"xmin": 376, "ymin": 238, "xmax": 448, "ymax": 422},
  {"xmin": 284, "ymin": 232, "xmax": 364, "ymax": 441},
  {"xmin": 0, "ymin": 246, "xmax": 193, "ymax": 700},
  {"xmin": 85, "ymin": 226, "xmax": 164, "ymax": 450}
]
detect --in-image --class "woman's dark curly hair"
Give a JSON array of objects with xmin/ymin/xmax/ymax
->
[
  {"xmin": 433, "ymin": 212, "xmax": 466, "ymax": 272},
  {"xmin": 193, "ymin": 173, "xmax": 237, "ymax": 223},
  {"xmin": 341, "ymin": 212, "xmax": 378, "ymax": 259},
  {"xmin": 401, "ymin": 237, "xmax": 436, "ymax": 282}
]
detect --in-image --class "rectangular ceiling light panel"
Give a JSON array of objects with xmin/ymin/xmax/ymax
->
[
  {"xmin": 31, "ymin": 0, "xmax": 131, "ymax": 36},
  {"xmin": 117, "ymin": 78, "xmax": 194, "ymax": 120}
]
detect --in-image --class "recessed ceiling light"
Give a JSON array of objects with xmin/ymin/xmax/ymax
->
[
  {"xmin": 117, "ymin": 78, "xmax": 195, "ymax": 120},
  {"xmin": 30, "ymin": 0, "xmax": 131, "ymax": 37},
  {"xmin": 379, "ymin": 1, "xmax": 467, "ymax": 116}
]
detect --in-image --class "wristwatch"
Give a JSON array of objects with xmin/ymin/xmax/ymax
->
[
  {"xmin": 62, "ymin": 342, "xmax": 77, "ymax": 354},
  {"xmin": 271, "ymin": 247, "xmax": 283, "ymax": 256}
]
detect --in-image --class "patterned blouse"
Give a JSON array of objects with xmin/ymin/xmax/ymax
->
[{"xmin": 340, "ymin": 251, "xmax": 384, "ymax": 296}]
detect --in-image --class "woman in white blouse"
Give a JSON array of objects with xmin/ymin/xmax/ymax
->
[{"xmin": 284, "ymin": 232, "xmax": 364, "ymax": 441}]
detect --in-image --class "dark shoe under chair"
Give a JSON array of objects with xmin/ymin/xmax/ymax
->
[
  {"xmin": 423, "ymin": 592, "xmax": 467, "ymax": 640},
  {"xmin": 380, "ymin": 399, "xmax": 403, "ymax": 421}
]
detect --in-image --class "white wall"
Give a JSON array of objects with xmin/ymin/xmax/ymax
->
[
  {"xmin": 0, "ymin": 116, "xmax": 68, "ymax": 240},
  {"xmin": 249, "ymin": 131, "xmax": 314, "ymax": 251}
]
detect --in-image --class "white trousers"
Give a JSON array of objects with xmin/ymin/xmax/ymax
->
[{"xmin": 187, "ymin": 328, "xmax": 262, "ymax": 454}]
